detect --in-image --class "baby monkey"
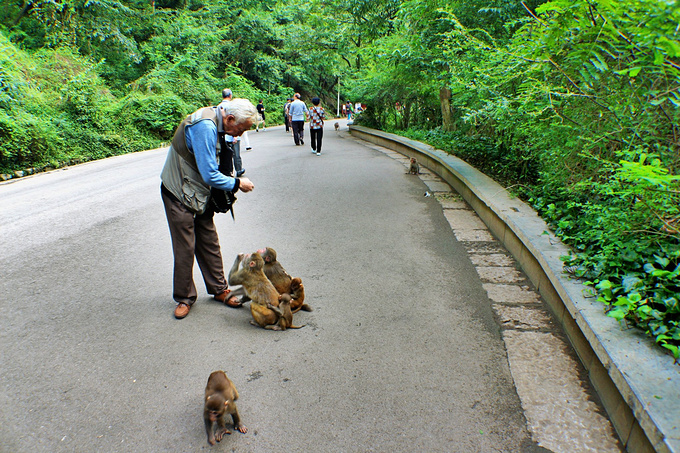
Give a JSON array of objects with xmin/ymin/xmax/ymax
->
[
  {"xmin": 266, "ymin": 294, "xmax": 305, "ymax": 331},
  {"xmin": 204, "ymin": 371, "xmax": 247, "ymax": 445},
  {"xmin": 408, "ymin": 157, "xmax": 420, "ymax": 175},
  {"xmin": 259, "ymin": 247, "xmax": 312, "ymax": 313}
]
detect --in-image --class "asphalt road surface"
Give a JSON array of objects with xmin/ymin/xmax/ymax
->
[{"xmin": 2, "ymin": 121, "xmax": 555, "ymax": 452}]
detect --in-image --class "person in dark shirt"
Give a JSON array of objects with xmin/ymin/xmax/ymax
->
[{"xmin": 256, "ymin": 99, "xmax": 266, "ymax": 132}]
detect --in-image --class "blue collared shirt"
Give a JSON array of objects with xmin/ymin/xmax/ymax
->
[
  {"xmin": 185, "ymin": 119, "xmax": 237, "ymax": 192},
  {"xmin": 288, "ymin": 99, "xmax": 308, "ymax": 121}
]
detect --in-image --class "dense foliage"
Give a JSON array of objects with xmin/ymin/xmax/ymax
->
[
  {"xmin": 349, "ymin": 0, "xmax": 680, "ymax": 360},
  {"xmin": 1, "ymin": 0, "xmax": 678, "ymax": 359},
  {"xmin": 0, "ymin": 0, "xmax": 342, "ymax": 173}
]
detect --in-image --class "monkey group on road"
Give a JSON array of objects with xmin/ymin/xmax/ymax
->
[
  {"xmin": 204, "ymin": 246, "xmax": 310, "ymax": 444},
  {"xmin": 259, "ymin": 247, "xmax": 311, "ymax": 313},
  {"xmin": 200, "ymin": 153, "xmax": 425, "ymax": 444},
  {"xmin": 200, "ymin": 152, "xmax": 426, "ymax": 445},
  {"xmin": 227, "ymin": 247, "xmax": 311, "ymax": 331}
]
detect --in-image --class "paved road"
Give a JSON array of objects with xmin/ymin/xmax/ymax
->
[{"xmin": 1, "ymin": 121, "xmax": 611, "ymax": 452}]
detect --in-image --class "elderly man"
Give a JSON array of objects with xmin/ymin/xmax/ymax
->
[
  {"xmin": 160, "ymin": 98, "xmax": 258, "ymax": 319},
  {"xmin": 287, "ymin": 93, "xmax": 309, "ymax": 146}
]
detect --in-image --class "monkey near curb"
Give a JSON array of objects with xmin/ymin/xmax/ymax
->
[{"xmin": 408, "ymin": 157, "xmax": 420, "ymax": 175}]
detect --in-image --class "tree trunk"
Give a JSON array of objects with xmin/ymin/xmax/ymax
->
[
  {"xmin": 439, "ymin": 85, "xmax": 453, "ymax": 131},
  {"xmin": 402, "ymin": 102, "xmax": 411, "ymax": 129},
  {"xmin": 12, "ymin": 1, "xmax": 33, "ymax": 26}
]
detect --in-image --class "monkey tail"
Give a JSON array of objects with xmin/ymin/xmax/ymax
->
[{"xmin": 288, "ymin": 324, "xmax": 306, "ymax": 329}]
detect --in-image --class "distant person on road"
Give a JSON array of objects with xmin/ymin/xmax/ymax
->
[
  {"xmin": 308, "ymin": 97, "xmax": 326, "ymax": 156},
  {"xmin": 241, "ymin": 126, "xmax": 252, "ymax": 151},
  {"xmin": 219, "ymin": 89, "xmax": 247, "ymax": 176},
  {"xmin": 283, "ymin": 98, "xmax": 292, "ymax": 133},
  {"xmin": 160, "ymin": 99, "xmax": 257, "ymax": 319},
  {"xmin": 288, "ymin": 93, "xmax": 309, "ymax": 146},
  {"xmin": 345, "ymin": 101, "xmax": 353, "ymax": 121},
  {"xmin": 256, "ymin": 99, "xmax": 266, "ymax": 132}
]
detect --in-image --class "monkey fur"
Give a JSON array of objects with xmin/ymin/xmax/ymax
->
[
  {"xmin": 334, "ymin": 122, "xmax": 340, "ymax": 131},
  {"xmin": 259, "ymin": 247, "xmax": 312, "ymax": 313},
  {"xmin": 204, "ymin": 370, "xmax": 247, "ymax": 445},
  {"xmin": 408, "ymin": 157, "xmax": 420, "ymax": 175},
  {"xmin": 266, "ymin": 294, "xmax": 305, "ymax": 330},
  {"xmin": 229, "ymin": 252, "xmax": 289, "ymax": 329}
]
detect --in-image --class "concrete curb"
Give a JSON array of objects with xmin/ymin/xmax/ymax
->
[{"xmin": 350, "ymin": 125, "xmax": 679, "ymax": 453}]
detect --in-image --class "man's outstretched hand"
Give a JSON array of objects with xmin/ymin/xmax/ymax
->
[{"xmin": 239, "ymin": 177, "xmax": 254, "ymax": 192}]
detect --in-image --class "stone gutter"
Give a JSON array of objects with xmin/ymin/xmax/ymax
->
[{"xmin": 350, "ymin": 125, "xmax": 679, "ymax": 453}]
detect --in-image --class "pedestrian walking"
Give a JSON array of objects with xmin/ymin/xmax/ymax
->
[
  {"xmin": 219, "ymin": 88, "xmax": 246, "ymax": 176},
  {"xmin": 283, "ymin": 98, "xmax": 292, "ymax": 132},
  {"xmin": 288, "ymin": 93, "xmax": 309, "ymax": 146},
  {"xmin": 256, "ymin": 99, "xmax": 266, "ymax": 131},
  {"xmin": 309, "ymin": 97, "xmax": 325, "ymax": 156},
  {"xmin": 345, "ymin": 101, "xmax": 353, "ymax": 121}
]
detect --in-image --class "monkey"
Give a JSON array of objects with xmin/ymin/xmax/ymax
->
[
  {"xmin": 408, "ymin": 157, "xmax": 420, "ymax": 175},
  {"xmin": 258, "ymin": 247, "xmax": 312, "ymax": 313},
  {"xmin": 229, "ymin": 252, "xmax": 279, "ymax": 307},
  {"xmin": 204, "ymin": 370, "xmax": 247, "ymax": 446},
  {"xmin": 334, "ymin": 122, "xmax": 340, "ymax": 131},
  {"xmin": 266, "ymin": 294, "xmax": 305, "ymax": 330},
  {"xmin": 228, "ymin": 252, "xmax": 283, "ymax": 329},
  {"xmin": 258, "ymin": 247, "xmax": 292, "ymax": 294},
  {"xmin": 289, "ymin": 277, "xmax": 312, "ymax": 313}
]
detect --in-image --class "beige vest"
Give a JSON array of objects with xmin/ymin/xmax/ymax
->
[{"xmin": 160, "ymin": 107, "xmax": 219, "ymax": 214}]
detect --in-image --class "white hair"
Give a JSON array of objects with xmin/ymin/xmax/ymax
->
[{"xmin": 218, "ymin": 98, "xmax": 258, "ymax": 125}]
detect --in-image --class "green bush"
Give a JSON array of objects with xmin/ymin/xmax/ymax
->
[
  {"xmin": 0, "ymin": 33, "xmax": 177, "ymax": 174},
  {"xmin": 356, "ymin": 0, "xmax": 680, "ymax": 359},
  {"xmin": 0, "ymin": 109, "xmax": 63, "ymax": 170}
]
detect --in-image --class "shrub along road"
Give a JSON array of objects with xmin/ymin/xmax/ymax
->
[{"xmin": 0, "ymin": 121, "xmax": 619, "ymax": 452}]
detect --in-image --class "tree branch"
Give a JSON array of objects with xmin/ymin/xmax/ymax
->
[
  {"xmin": 521, "ymin": 2, "xmax": 546, "ymax": 27},
  {"xmin": 12, "ymin": 0, "xmax": 34, "ymax": 27}
]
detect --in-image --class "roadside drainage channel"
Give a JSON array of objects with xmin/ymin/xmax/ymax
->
[{"xmin": 349, "ymin": 125, "xmax": 679, "ymax": 453}]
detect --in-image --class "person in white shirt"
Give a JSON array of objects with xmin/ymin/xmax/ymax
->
[{"xmin": 287, "ymin": 93, "xmax": 309, "ymax": 146}]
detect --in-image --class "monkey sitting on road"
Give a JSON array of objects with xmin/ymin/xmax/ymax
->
[
  {"xmin": 266, "ymin": 294, "xmax": 305, "ymax": 331},
  {"xmin": 408, "ymin": 157, "xmax": 420, "ymax": 175},
  {"xmin": 204, "ymin": 371, "xmax": 247, "ymax": 446},
  {"xmin": 289, "ymin": 277, "xmax": 307, "ymax": 312},
  {"xmin": 334, "ymin": 122, "xmax": 340, "ymax": 131},
  {"xmin": 228, "ymin": 252, "xmax": 282, "ymax": 329},
  {"xmin": 259, "ymin": 247, "xmax": 312, "ymax": 313}
]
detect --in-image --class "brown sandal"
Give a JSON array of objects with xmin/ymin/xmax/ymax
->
[
  {"xmin": 225, "ymin": 295, "xmax": 243, "ymax": 308},
  {"xmin": 214, "ymin": 289, "xmax": 243, "ymax": 308}
]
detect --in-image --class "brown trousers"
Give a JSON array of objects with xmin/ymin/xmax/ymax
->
[{"xmin": 161, "ymin": 187, "xmax": 227, "ymax": 305}]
